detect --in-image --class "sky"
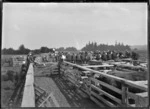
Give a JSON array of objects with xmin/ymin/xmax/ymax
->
[{"xmin": 2, "ymin": 3, "xmax": 147, "ymax": 50}]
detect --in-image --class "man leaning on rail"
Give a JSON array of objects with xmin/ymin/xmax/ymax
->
[{"xmin": 58, "ymin": 52, "xmax": 66, "ymax": 77}]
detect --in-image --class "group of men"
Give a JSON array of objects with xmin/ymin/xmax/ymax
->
[
  {"xmin": 53, "ymin": 50, "xmax": 139, "ymax": 64},
  {"xmin": 27, "ymin": 50, "xmax": 139, "ymax": 65}
]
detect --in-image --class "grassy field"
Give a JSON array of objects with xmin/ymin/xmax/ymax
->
[
  {"xmin": 136, "ymin": 50, "xmax": 148, "ymax": 62},
  {"xmin": 1, "ymin": 65, "xmax": 21, "ymax": 107},
  {"xmin": 1, "ymin": 54, "xmax": 27, "ymax": 62}
]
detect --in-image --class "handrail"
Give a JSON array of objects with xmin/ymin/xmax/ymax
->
[
  {"xmin": 114, "ymin": 64, "xmax": 147, "ymax": 70},
  {"xmin": 120, "ymin": 58, "xmax": 147, "ymax": 63},
  {"xmin": 63, "ymin": 61, "xmax": 148, "ymax": 91},
  {"xmin": 84, "ymin": 65, "xmax": 114, "ymax": 68},
  {"xmin": 21, "ymin": 63, "xmax": 35, "ymax": 107}
]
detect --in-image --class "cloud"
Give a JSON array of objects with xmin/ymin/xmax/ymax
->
[
  {"xmin": 3, "ymin": 3, "xmax": 147, "ymax": 49},
  {"xmin": 14, "ymin": 24, "xmax": 20, "ymax": 31},
  {"xmin": 113, "ymin": 4, "xmax": 130, "ymax": 14},
  {"xmin": 73, "ymin": 38, "xmax": 80, "ymax": 50}
]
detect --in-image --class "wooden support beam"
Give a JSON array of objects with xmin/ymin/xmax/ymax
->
[
  {"xmin": 39, "ymin": 93, "xmax": 53, "ymax": 107},
  {"xmin": 90, "ymin": 96, "xmax": 105, "ymax": 107},
  {"xmin": 91, "ymin": 78, "xmax": 122, "ymax": 94},
  {"xmin": 114, "ymin": 64, "xmax": 147, "ymax": 71},
  {"xmin": 91, "ymin": 85, "xmax": 122, "ymax": 104},
  {"xmin": 84, "ymin": 65, "xmax": 114, "ymax": 68},
  {"xmin": 21, "ymin": 63, "xmax": 35, "ymax": 107},
  {"xmin": 134, "ymin": 80, "xmax": 148, "ymax": 86},
  {"xmin": 50, "ymin": 93, "xmax": 60, "ymax": 107},
  {"xmin": 91, "ymin": 91, "xmax": 116, "ymax": 107},
  {"xmin": 38, "ymin": 92, "xmax": 60, "ymax": 107}
]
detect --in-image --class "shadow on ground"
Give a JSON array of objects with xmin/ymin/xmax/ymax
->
[{"xmin": 51, "ymin": 75, "xmax": 99, "ymax": 107}]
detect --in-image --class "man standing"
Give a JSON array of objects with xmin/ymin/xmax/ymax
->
[{"xmin": 58, "ymin": 53, "xmax": 66, "ymax": 76}]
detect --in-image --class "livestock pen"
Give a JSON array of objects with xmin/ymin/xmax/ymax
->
[
  {"xmin": 19, "ymin": 58, "xmax": 148, "ymax": 107},
  {"xmin": 60, "ymin": 61, "xmax": 148, "ymax": 107}
]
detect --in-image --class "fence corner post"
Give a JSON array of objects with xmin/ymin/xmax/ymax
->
[{"xmin": 121, "ymin": 80, "xmax": 128, "ymax": 107}]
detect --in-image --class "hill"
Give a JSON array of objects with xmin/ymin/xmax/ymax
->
[{"xmin": 130, "ymin": 45, "xmax": 147, "ymax": 50}]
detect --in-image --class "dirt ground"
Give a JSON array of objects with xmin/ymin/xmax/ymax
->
[{"xmin": 34, "ymin": 64, "xmax": 99, "ymax": 107}]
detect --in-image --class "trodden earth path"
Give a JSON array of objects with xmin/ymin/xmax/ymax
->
[{"xmin": 34, "ymin": 66, "xmax": 99, "ymax": 107}]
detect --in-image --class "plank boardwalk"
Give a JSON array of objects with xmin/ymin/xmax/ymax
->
[
  {"xmin": 35, "ymin": 77, "xmax": 70, "ymax": 107},
  {"xmin": 34, "ymin": 75, "xmax": 99, "ymax": 107},
  {"xmin": 21, "ymin": 63, "xmax": 35, "ymax": 107}
]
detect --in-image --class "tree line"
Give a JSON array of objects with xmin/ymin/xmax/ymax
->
[
  {"xmin": 2, "ymin": 42, "xmax": 131, "ymax": 55},
  {"xmin": 1, "ymin": 44, "xmax": 78, "ymax": 55},
  {"xmin": 82, "ymin": 42, "xmax": 131, "ymax": 51}
]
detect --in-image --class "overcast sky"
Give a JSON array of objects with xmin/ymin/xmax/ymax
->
[{"xmin": 2, "ymin": 3, "xmax": 147, "ymax": 50}]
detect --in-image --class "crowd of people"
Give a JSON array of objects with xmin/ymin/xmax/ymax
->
[
  {"xmin": 27, "ymin": 49, "xmax": 139, "ymax": 66},
  {"xmin": 47, "ymin": 50, "xmax": 139, "ymax": 64},
  {"xmin": 25, "ymin": 50, "xmax": 140, "ymax": 76}
]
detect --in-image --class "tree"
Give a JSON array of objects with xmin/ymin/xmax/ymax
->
[
  {"xmin": 18, "ymin": 44, "xmax": 25, "ymax": 54},
  {"xmin": 40, "ymin": 47, "xmax": 49, "ymax": 53},
  {"xmin": 65, "ymin": 47, "xmax": 77, "ymax": 51},
  {"xmin": 7, "ymin": 48, "xmax": 15, "ymax": 54},
  {"xmin": 56, "ymin": 47, "xmax": 65, "ymax": 52},
  {"xmin": 81, "ymin": 42, "xmax": 131, "ymax": 51}
]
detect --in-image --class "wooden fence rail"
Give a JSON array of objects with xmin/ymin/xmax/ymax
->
[
  {"xmin": 21, "ymin": 63, "xmax": 35, "ymax": 107},
  {"xmin": 61, "ymin": 61, "xmax": 148, "ymax": 107},
  {"xmin": 63, "ymin": 61, "xmax": 148, "ymax": 91}
]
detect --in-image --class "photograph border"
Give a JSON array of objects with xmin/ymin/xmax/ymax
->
[{"xmin": 0, "ymin": 1, "xmax": 149, "ymax": 108}]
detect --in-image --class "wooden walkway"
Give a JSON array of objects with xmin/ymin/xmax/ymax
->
[{"xmin": 21, "ymin": 63, "xmax": 35, "ymax": 107}]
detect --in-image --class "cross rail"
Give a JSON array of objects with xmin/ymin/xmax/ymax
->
[
  {"xmin": 63, "ymin": 61, "xmax": 148, "ymax": 91},
  {"xmin": 62, "ymin": 61, "xmax": 148, "ymax": 107},
  {"xmin": 84, "ymin": 65, "xmax": 114, "ymax": 68}
]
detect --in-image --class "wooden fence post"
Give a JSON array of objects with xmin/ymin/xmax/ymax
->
[
  {"xmin": 121, "ymin": 80, "xmax": 128, "ymax": 107},
  {"xmin": 89, "ymin": 77, "xmax": 92, "ymax": 97}
]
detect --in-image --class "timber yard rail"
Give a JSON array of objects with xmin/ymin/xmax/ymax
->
[
  {"xmin": 21, "ymin": 63, "xmax": 35, "ymax": 107},
  {"xmin": 20, "ymin": 60, "xmax": 148, "ymax": 107}
]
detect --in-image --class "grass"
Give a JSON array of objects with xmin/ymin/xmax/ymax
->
[
  {"xmin": 1, "ymin": 65, "xmax": 21, "ymax": 107},
  {"xmin": 1, "ymin": 89, "xmax": 14, "ymax": 107},
  {"xmin": 136, "ymin": 50, "xmax": 147, "ymax": 62},
  {"xmin": 1, "ymin": 66, "xmax": 21, "ymax": 74},
  {"xmin": 1, "ymin": 54, "xmax": 27, "ymax": 58}
]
